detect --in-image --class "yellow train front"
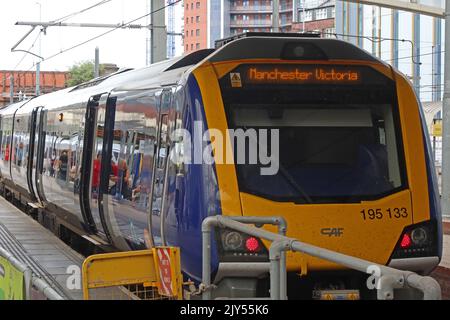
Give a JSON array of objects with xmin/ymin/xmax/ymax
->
[{"xmin": 181, "ymin": 34, "xmax": 442, "ymax": 299}]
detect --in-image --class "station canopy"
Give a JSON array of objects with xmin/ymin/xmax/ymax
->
[
  {"xmin": 347, "ymin": 0, "xmax": 444, "ymax": 17},
  {"xmin": 422, "ymin": 101, "xmax": 442, "ymax": 128}
]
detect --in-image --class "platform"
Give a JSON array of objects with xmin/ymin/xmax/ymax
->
[{"xmin": 0, "ymin": 196, "xmax": 84, "ymax": 300}]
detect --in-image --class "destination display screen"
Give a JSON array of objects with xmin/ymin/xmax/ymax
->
[
  {"xmin": 225, "ymin": 64, "xmax": 389, "ymax": 88},
  {"xmin": 247, "ymin": 66, "xmax": 360, "ymax": 84}
]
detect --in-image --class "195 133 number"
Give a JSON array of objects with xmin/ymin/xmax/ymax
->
[{"xmin": 361, "ymin": 208, "xmax": 408, "ymax": 221}]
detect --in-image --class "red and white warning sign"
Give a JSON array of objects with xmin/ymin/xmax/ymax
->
[{"xmin": 155, "ymin": 247, "xmax": 174, "ymax": 297}]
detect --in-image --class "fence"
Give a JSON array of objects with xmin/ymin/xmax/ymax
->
[
  {"xmin": 82, "ymin": 248, "xmax": 183, "ymax": 300},
  {"xmin": 202, "ymin": 215, "xmax": 442, "ymax": 300},
  {"xmin": 0, "ymin": 246, "xmax": 63, "ymax": 300}
]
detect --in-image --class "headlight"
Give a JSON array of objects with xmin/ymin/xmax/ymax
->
[
  {"xmin": 223, "ymin": 231, "xmax": 243, "ymax": 251},
  {"xmin": 411, "ymin": 227, "xmax": 428, "ymax": 246}
]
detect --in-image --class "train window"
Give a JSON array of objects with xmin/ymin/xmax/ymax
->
[
  {"xmin": 150, "ymin": 89, "xmax": 173, "ymax": 247},
  {"xmin": 41, "ymin": 108, "xmax": 85, "ymax": 216},
  {"xmin": 169, "ymin": 86, "xmax": 185, "ymax": 172},
  {"xmin": 91, "ymin": 105, "xmax": 106, "ymax": 230},
  {"xmin": 11, "ymin": 114, "xmax": 30, "ymax": 190},
  {"xmin": 152, "ymin": 113, "xmax": 169, "ymax": 216},
  {"xmin": 54, "ymin": 137, "xmax": 72, "ymax": 187},
  {"xmin": 106, "ymin": 92, "xmax": 158, "ymax": 249},
  {"xmin": 0, "ymin": 116, "xmax": 13, "ymax": 177},
  {"xmin": 220, "ymin": 65, "xmax": 406, "ymax": 203}
]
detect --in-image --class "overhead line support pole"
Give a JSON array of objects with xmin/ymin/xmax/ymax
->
[{"xmin": 441, "ymin": 0, "xmax": 450, "ymax": 218}]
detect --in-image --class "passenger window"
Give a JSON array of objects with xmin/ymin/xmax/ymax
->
[
  {"xmin": 107, "ymin": 93, "xmax": 158, "ymax": 248},
  {"xmin": 12, "ymin": 116, "xmax": 28, "ymax": 172},
  {"xmin": 0, "ymin": 120, "xmax": 12, "ymax": 166},
  {"xmin": 0, "ymin": 124, "xmax": 12, "ymax": 177},
  {"xmin": 41, "ymin": 109, "xmax": 84, "ymax": 213},
  {"xmin": 111, "ymin": 129, "xmax": 155, "ymax": 205},
  {"xmin": 54, "ymin": 137, "xmax": 70, "ymax": 186},
  {"xmin": 152, "ymin": 114, "xmax": 169, "ymax": 214},
  {"xmin": 91, "ymin": 107, "xmax": 106, "ymax": 198}
]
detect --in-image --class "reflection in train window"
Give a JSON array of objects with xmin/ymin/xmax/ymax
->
[
  {"xmin": 0, "ymin": 117, "xmax": 12, "ymax": 176},
  {"xmin": 11, "ymin": 114, "xmax": 31, "ymax": 190},
  {"xmin": 107, "ymin": 93, "xmax": 158, "ymax": 249},
  {"xmin": 41, "ymin": 108, "xmax": 85, "ymax": 217},
  {"xmin": 152, "ymin": 114, "xmax": 169, "ymax": 216}
]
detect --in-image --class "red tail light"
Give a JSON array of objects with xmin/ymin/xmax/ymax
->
[
  {"xmin": 217, "ymin": 229, "xmax": 268, "ymax": 262},
  {"xmin": 400, "ymin": 233, "xmax": 412, "ymax": 248},
  {"xmin": 245, "ymin": 237, "xmax": 260, "ymax": 252},
  {"xmin": 391, "ymin": 221, "xmax": 438, "ymax": 260}
]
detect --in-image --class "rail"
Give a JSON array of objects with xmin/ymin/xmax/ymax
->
[
  {"xmin": 0, "ymin": 246, "xmax": 64, "ymax": 300},
  {"xmin": 202, "ymin": 215, "xmax": 442, "ymax": 300}
]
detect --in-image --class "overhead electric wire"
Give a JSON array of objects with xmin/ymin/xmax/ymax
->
[
  {"xmin": 325, "ymin": 32, "xmax": 447, "ymax": 66},
  {"xmin": 387, "ymin": 50, "xmax": 446, "ymax": 62},
  {"xmin": 12, "ymin": 0, "xmax": 115, "ymax": 71},
  {"xmin": 13, "ymin": 31, "xmax": 42, "ymax": 70},
  {"xmin": 26, "ymin": 0, "xmax": 182, "ymax": 70},
  {"xmin": 49, "ymin": 0, "xmax": 113, "ymax": 25}
]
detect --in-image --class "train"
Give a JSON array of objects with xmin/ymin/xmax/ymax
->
[{"xmin": 0, "ymin": 33, "xmax": 442, "ymax": 299}]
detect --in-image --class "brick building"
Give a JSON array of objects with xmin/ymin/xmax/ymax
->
[
  {"xmin": 229, "ymin": 0, "xmax": 293, "ymax": 35},
  {"xmin": 184, "ymin": 0, "xmax": 208, "ymax": 53},
  {"xmin": 183, "ymin": 0, "xmax": 294, "ymax": 53},
  {"xmin": 0, "ymin": 70, "xmax": 68, "ymax": 107},
  {"xmin": 291, "ymin": 0, "xmax": 335, "ymax": 35}
]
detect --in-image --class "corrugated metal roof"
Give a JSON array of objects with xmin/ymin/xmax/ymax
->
[{"xmin": 422, "ymin": 101, "xmax": 442, "ymax": 128}]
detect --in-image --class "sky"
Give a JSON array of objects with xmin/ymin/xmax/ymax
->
[{"xmin": 0, "ymin": 0, "xmax": 184, "ymax": 72}]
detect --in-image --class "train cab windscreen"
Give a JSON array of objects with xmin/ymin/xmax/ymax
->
[{"xmin": 220, "ymin": 64, "xmax": 407, "ymax": 203}]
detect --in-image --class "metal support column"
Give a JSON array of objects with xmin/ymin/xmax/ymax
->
[
  {"xmin": 372, "ymin": 6, "xmax": 377, "ymax": 55},
  {"xmin": 35, "ymin": 62, "xmax": 40, "ymax": 96},
  {"xmin": 392, "ymin": 10, "xmax": 399, "ymax": 69},
  {"xmin": 94, "ymin": 47, "xmax": 100, "ymax": 78},
  {"xmin": 433, "ymin": 18, "xmax": 443, "ymax": 103},
  {"xmin": 441, "ymin": 0, "xmax": 450, "ymax": 217},
  {"xmin": 358, "ymin": 3, "xmax": 364, "ymax": 47},
  {"xmin": 9, "ymin": 74, "xmax": 14, "ymax": 103},
  {"xmin": 413, "ymin": 13, "xmax": 421, "ymax": 95},
  {"xmin": 273, "ymin": 0, "xmax": 280, "ymax": 32}
]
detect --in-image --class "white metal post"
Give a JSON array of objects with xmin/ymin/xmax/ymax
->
[
  {"xmin": 441, "ymin": 0, "xmax": 450, "ymax": 217},
  {"xmin": 9, "ymin": 75, "xmax": 14, "ymax": 103},
  {"xmin": 35, "ymin": 62, "xmax": 40, "ymax": 96},
  {"xmin": 303, "ymin": 0, "xmax": 306, "ymax": 32},
  {"xmin": 94, "ymin": 47, "xmax": 100, "ymax": 78},
  {"xmin": 273, "ymin": 0, "xmax": 280, "ymax": 32}
]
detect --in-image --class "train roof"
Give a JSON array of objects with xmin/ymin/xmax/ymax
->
[
  {"xmin": 0, "ymin": 34, "xmax": 388, "ymax": 116},
  {"xmin": 0, "ymin": 49, "xmax": 215, "ymax": 115},
  {"xmin": 208, "ymin": 35, "xmax": 384, "ymax": 63}
]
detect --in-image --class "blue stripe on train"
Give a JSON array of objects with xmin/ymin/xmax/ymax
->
[
  {"xmin": 417, "ymin": 99, "xmax": 443, "ymax": 259},
  {"xmin": 174, "ymin": 74, "xmax": 222, "ymax": 282}
]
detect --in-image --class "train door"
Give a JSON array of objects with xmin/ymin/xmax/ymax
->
[
  {"xmin": 89, "ymin": 94, "xmax": 116, "ymax": 242},
  {"xmin": 99, "ymin": 90, "xmax": 159, "ymax": 250},
  {"xmin": 26, "ymin": 107, "xmax": 39, "ymax": 201},
  {"xmin": 79, "ymin": 94, "xmax": 110, "ymax": 237},
  {"xmin": 32, "ymin": 107, "xmax": 46, "ymax": 204},
  {"xmin": 150, "ymin": 89, "xmax": 172, "ymax": 246}
]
